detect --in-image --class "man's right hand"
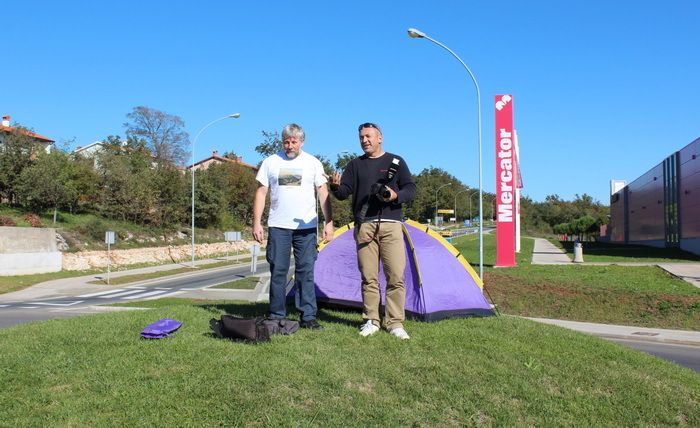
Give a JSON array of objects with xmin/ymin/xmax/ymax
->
[
  {"xmin": 324, "ymin": 172, "xmax": 341, "ymax": 187},
  {"xmin": 253, "ymin": 224, "xmax": 264, "ymax": 243}
]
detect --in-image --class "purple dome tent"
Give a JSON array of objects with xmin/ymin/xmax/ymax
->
[{"xmin": 293, "ymin": 220, "xmax": 494, "ymax": 321}]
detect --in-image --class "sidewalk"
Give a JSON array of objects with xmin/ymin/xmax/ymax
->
[{"xmin": 531, "ymin": 238, "xmax": 571, "ymax": 264}]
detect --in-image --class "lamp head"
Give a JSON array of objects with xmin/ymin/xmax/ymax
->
[
  {"xmin": 229, "ymin": 113, "xmax": 241, "ymax": 119},
  {"xmin": 407, "ymin": 28, "xmax": 426, "ymax": 39}
]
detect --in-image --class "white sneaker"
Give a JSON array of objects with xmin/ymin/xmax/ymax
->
[
  {"xmin": 359, "ymin": 320, "xmax": 380, "ymax": 337},
  {"xmin": 389, "ymin": 327, "xmax": 410, "ymax": 340}
]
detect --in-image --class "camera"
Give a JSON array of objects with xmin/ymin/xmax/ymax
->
[
  {"xmin": 370, "ymin": 157, "xmax": 401, "ymax": 200},
  {"xmin": 371, "ymin": 182, "xmax": 391, "ymax": 199}
]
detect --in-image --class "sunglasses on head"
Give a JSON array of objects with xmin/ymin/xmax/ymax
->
[{"xmin": 358, "ymin": 122, "xmax": 381, "ymax": 132}]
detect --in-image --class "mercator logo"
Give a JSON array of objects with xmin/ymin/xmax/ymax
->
[{"xmin": 495, "ymin": 94, "xmax": 512, "ymax": 111}]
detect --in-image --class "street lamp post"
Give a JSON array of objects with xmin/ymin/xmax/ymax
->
[
  {"xmin": 434, "ymin": 182, "xmax": 452, "ymax": 226},
  {"xmin": 407, "ymin": 27, "xmax": 484, "ymax": 280},
  {"xmin": 469, "ymin": 190, "xmax": 479, "ymax": 221},
  {"xmin": 191, "ymin": 113, "xmax": 240, "ymax": 267},
  {"xmin": 454, "ymin": 189, "xmax": 471, "ymax": 223}
]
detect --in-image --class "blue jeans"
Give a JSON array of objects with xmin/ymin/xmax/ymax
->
[{"xmin": 266, "ymin": 227, "xmax": 318, "ymax": 322}]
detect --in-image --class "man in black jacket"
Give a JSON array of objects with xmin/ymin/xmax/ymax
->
[{"xmin": 328, "ymin": 122, "xmax": 416, "ymax": 339}]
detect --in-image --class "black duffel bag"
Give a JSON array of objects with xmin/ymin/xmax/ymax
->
[{"xmin": 210, "ymin": 315, "xmax": 270, "ymax": 344}]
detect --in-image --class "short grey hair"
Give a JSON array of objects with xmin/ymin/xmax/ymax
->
[{"xmin": 282, "ymin": 123, "xmax": 305, "ymax": 142}]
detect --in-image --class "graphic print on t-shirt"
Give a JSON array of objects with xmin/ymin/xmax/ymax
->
[{"xmin": 278, "ymin": 168, "xmax": 302, "ymax": 186}]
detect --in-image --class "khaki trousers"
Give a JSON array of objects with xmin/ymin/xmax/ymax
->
[{"xmin": 355, "ymin": 221, "xmax": 406, "ymax": 330}]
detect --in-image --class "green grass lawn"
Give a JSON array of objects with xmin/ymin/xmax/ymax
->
[
  {"xmin": 0, "ymin": 269, "xmax": 99, "ymax": 295},
  {"xmin": 209, "ymin": 276, "xmax": 259, "ymax": 289},
  {"xmin": 1, "ymin": 300, "xmax": 698, "ymax": 426},
  {"xmin": 86, "ymin": 259, "xmax": 255, "ymax": 286},
  {"xmin": 0, "ymin": 256, "xmax": 264, "ymax": 293},
  {"xmin": 453, "ymin": 234, "xmax": 700, "ymax": 330},
  {"xmin": 555, "ymin": 240, "xmax": 700, "ymax": 263}
]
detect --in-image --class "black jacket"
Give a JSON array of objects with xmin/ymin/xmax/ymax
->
[{"xmin": 331, "ymin": 152, "xmax": 416, "ymax": 223}]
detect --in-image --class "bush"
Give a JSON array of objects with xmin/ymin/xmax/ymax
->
[
  {"xmin": 218, "ymin": 212, "xmax": 244, "ymax": 232},
  {"xmin": 0, "ymin": 216, "xmax": 17, "ymax": 226},
  {"xmin": 76, "ymin": 218, "xmax": 107, "ymax": 241},
  {"xmin": 24, "ymin": 213, "xmax": 43, "ymax": 228}
]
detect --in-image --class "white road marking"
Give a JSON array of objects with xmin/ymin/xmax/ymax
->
[
  {"xmin": 77, "ymin": 289, "xmax": 126, "ymax": 298},
  {"xmin": 99, "ymin": 289, "xmax": 149, "ymax": 298},
  {"xmin": 121, "ymin": 290, "xmax": 171, "ymax": 300},
  {"xmin": 33, "ymin": 301, "xmax": 85, "ymax": 307}
]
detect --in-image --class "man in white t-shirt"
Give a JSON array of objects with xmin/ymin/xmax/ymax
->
[{"xmin": 252, "ymin": 123, "xmax": 334, "ymax": 329}]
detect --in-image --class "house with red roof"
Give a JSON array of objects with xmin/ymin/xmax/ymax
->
[
  {"xmin": 188, "ymin": 150, "xmax": 258, "ymax": 172},
  {"xmin": 0, "ymin": 115, "xmax": 55, "ymax": 153}
]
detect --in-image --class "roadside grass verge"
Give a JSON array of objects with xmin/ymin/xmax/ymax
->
[
  {"xmin": 86, "ymin": 258, "xmax": 256, "ymax": 286},
  {"xmin": 1, "ymin": 301, "xmax": 698, "ymax": 426},
  {"xmin": 209, "ymin": 276, "xmax": 260, "ymax": 289},
  {"xmin": 0, "ymin": 256, "xmax": 264, "ymax": 293},
  {"xmin": 556, "ymin": 240, "xmax": 700, "ymax": 263},
  {"xmin": 453, "ymin": 235, "xmax": 700, "ymax": 330},
  {"xmin": 0, "ymin": 269, "xmax": 99, "ymax": 295}
]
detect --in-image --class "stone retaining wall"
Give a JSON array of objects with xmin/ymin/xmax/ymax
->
[{"xmin": 62, "ymin": 241, "xmax": 260, "ymax": 271}]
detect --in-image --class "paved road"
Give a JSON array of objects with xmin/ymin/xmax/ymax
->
[
  {"xmin": 0, "ymin": 262, "xmax": 269, "ymax": 328},
  {"xmin": 609, "ymin": 338, "xmax": 700, "ymax": 373}
]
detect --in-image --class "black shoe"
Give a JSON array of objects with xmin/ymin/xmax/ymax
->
[{"xmin": 300, "ymin": 319, "xmax": 324, "ymax": 330}]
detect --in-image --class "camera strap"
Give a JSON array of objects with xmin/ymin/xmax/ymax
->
[{"xmin": 357, "ymin": 157, "xmax": 400, "ymax": 223}]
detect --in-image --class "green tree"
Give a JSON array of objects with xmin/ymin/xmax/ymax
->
[
  {"xmin": 222, "ymin": 150, "xmax": 239, "ymax": 160},
  {"xmin": 148, "ymin": 165, "xmax": 189, "ymax": 228},
  {"xmin": 16, "ymin": 150, "xmax": 75, "ymax": 223},
  {"xmin": 254, "ymin": 130, "xmax": 281, "ymax": 160},
  {"xmin": 124, "ymin": 106, "xmax": 189, "ymax": 166},
  {"xmin": 406, "ymin": 167, "xmax": 462, "ymax": 223},
  {"xmin": 95, "ymin": 146, "xmax": 156, "ymax": 223},
  {"xmin": 335, "ymin": 152, "xmax": 357, "ymax": 171},
  {"xmin": 0, "ymin": 126, "xmax": 47, "ymax": 205},
  {"xmin": 573, "ymin": 215, "xmax": 598, "ymax": 241},
  {"xmin": 194, "ymin": 162, "xmax": 258, "ymax": 229},
  {"xmin": 67, "ymin": 154, "xmax": 100, "ymax": 214}
]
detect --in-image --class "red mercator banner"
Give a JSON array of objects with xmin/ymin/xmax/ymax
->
[{"xmin": 495, "ymin": 94, "xmax": 516, "ymax": 267}]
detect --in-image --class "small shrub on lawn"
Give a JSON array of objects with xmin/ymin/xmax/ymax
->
[
  {"xmin": 0, "ymin": 216, "xmax": 16, "ymax": 226},
  {"xmin": 23, "ymin": 213, "xmax": 43, "ymax": 227}
]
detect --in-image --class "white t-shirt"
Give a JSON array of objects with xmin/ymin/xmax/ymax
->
[{"xmin": 256, "ymin": 150, "xmax": 327, "ymax": 230}]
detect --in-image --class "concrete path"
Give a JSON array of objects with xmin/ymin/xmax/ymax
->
[
  {"xmin": 531, "ymin": 238, "xmax": 571, "ymax": 264},
  {"xmin": 657, "ymin": 263, "xmax": 700, "ymax": 288}
]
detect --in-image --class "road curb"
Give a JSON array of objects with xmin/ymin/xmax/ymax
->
[{"xmin": 525, "ymin": 316, "xmax": 700, "ymax": 347}]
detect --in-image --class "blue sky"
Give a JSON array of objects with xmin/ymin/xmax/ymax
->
[{"xmin": 5, "ymin": 1, "xmax": 700, "ymax": 204}]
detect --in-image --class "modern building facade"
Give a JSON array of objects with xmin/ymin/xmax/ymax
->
[{"xmin": 609, "ymin": 137, "xmax": 700, "ymax": 255}]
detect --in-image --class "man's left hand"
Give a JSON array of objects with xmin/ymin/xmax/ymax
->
[{"xmin": 382, "ymin": 187, "xmax": 398, "ymax": 203}]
